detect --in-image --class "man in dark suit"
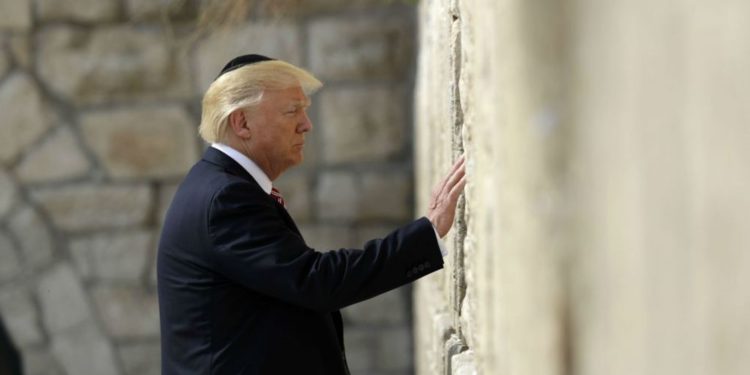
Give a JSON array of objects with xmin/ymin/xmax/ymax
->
[{"xmin": 157, "ymin": 54, "xmax": 466, "ymax": 375}]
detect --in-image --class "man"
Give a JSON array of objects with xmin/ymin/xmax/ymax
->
[{"xmin": 158, "ymin": 54, "xmax": 466, "ymax": 374}]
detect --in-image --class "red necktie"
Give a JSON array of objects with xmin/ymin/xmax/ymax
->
[{"xmin": 270, "ymin": 187, "xmax": 286, "ymax": 208}]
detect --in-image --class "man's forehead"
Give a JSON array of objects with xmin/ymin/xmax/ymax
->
[{"xmin": 264, "ymin": 87, "xmax": 310, "ymax": 103}]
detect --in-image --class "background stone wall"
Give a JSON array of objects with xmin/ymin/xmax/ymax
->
[
  {"xmin": 415, "ymin": 0, "xmax": 750, "ymax": 374},
  {"xmin": 0, "ymin": 1, "xmax": 418, "ymax": 374}
]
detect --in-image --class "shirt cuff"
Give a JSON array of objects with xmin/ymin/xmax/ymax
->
[{"xmin": 430, "ymin": 222, "xmax": 448, "ymax": 257}]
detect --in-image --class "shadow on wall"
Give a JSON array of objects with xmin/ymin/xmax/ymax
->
[{"xmin": 0, "ymin": 317, "xmax": 21, "ymax": 375}]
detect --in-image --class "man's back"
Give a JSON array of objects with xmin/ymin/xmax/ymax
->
[{"xmin": 158, "ymin": 148, "xmax": 443, "ymax": 374}]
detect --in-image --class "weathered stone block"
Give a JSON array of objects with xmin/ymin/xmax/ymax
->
[
  {"xmin": 194, "ymin": 22, "xmax": 302, "ymax": 92},
  {"xmin": 157, "ymin": 182, "xmax": 180, "ymax": 225},
  {"xmin": 125, "ymin": 0, "xmax": 196, "ymax": 20},
  {"xmin": 376, "ymin": 327, "xmax": 412, "ymax": 372},
  {"xmin": 15, "ymin": 127, "xmax": 92, "ymax": 184},
  {"xmin": 343, "ymin": 289, "xmax": 407, "ymax": 325},
  {"xmin": 37, "ymin": 263, "xmax": 93, "ymax": 334},
  {"xmin": 319, "ymin": 87, "xmax": 406, "ymax": 164},
  {"xmin": 273, "ymin": 171, "xmax": 312, "ymax": 222},
  {"xmin": 7, "ymin": 33, "xmax": 31, "ymax": 69},
  {"xmin": 0, "ymin": 231, "xmax": 21, "ymax": 282},
  {"xmin": 31, "ymin": 183, "xmax": 152, "ymax": 232},
  {"xmin": 21, "ymin": 348, "xmax": 65, "ymax": 375},
  {"xmin": 256, "ymin": 0, "xmax": 388, "ymax": 18},
  {"xmin": 35, "ymin": 0, "xmax": 119, "ymax": 23},
  {"xmin": 309, "ymin": 15, "xmax": 413, "ymax": 81},
  {"xmin": 0, "ymin": 288, "xmax": 43, "ymax": 347},
  {"xmin": 0, "ymin": 0, "xmax": 32, "ymax": 30},
  {"xmin": 298, "ymin": 223, "xmax": 355, "ymax": 252},
  {"xmin": 360, "ymin": 169, "xmax": 411, "ymax": 221},
  {"xmin": 0, "ymin": 48, "xmax": 9, "ymax": 79},
  {"xmin": 0, "ymin": 73, "xmax": 53, "ymax": 164},
  {"xmin": 51, "ymin": 323, "xmax": 120, "ymax": 375},
  {"xmin": 92, "ymin": 286, "xmax": 160, "ymax": 339},
  {"xmin": 80, "ymin": 106, "xmax": 199, "ymax": 179},
  {"xmin": 342, "ymin": 328, "xmax": 376, "ymax": 373},
  {"xmin": 70, "ymin": 230, "xmax": 153, "ymax": 283},
  {"xmin": 37, "ymin": 25, "xmax": 190, "ymax": 105},
  {"xmin": 316, "ymin": 171, "xmax": 359, "ymax": 220},
  {"xmin": 0, "ymin": 169, "xmax": 17, "ymax": 220},
  {"xmin": 451, "ymin": 350, "xmax": 477, "ymax": 375},
  {"xmin": 118, "ymin": 341, "xmax": 161, "ymax": 375},
  {"xmin": 8, "ymin": 206, "xmax": 54, "ymax": 269}
]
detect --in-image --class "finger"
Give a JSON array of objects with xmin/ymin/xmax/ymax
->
[
  {"xmin": 448, "ymin": 175, "xmax": 467, "ymax": 201},
  {"xmin": 446, "ymin": 155, "xmax": 466, "ymax": 180},
  {"xmin": 443, "ymin": 162, "xmax": 466, "ymax": 193},
  {"xmin": 432, "ymin": 157, "xmax": 463, "ymax": 201}
]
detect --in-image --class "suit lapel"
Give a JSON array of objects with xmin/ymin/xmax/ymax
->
[{"xmin": 202, "ymin": 148, "xmax": 303, "ymax": 237}]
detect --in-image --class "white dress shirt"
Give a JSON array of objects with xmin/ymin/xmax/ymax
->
[{"xmin": 210, "ymin": 143, "xmax": 448, "ymax": 257}]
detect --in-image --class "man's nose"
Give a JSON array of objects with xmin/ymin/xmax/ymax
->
[{"xmin": 298, "ymin": 112, "xmax": 313, "ymax": 133}]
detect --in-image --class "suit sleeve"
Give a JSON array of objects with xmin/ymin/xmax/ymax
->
[{"xmin": 206, "ymin": 181, "xmax": 444, "ymax": 312}]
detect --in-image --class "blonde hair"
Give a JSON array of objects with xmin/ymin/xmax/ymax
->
[{"xmin": 199, "ymin": 60, "xmax": 323, "ymax": 143}]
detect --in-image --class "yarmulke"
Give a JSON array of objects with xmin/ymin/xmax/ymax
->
[{"xmin": 217, "ymin": 54, "xmax": 275, "ymax": 78}]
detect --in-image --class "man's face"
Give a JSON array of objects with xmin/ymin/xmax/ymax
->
[{"xmin": 244, "ymin": 86, "xmax": 312, "ymax": 177}]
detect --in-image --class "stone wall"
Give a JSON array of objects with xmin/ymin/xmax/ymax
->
[
  {"xmin": 0, "ymin": 1, "xmax": 418, "ymax": 374},
  {"xmin": 415, "ymin": 0, "xmax": 750, "ymax": 374}
]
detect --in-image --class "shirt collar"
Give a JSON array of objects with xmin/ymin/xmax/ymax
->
[{"xmin": 211, "ymin": 143, "xmax": 272, "ymax": 194}]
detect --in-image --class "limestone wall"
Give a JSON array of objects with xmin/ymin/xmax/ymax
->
[
  {"xmin": 415, "ymin": 0, "xmax": 750, "ymax": 374},
  {"xmin": 0, "ymin": 1, "xmax": 418, "ymax": 374}
]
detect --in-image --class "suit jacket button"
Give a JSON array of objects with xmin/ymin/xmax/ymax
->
[
  {"xmin": 417, "ymin": 264, "xmax": 425, "ymax": 272},
  {"xmin": 406, "ymin": 271, "xmax": 413, "ymax": 278},
  {"xmin": 425, "ymin": 261, "xmax": 431, "ymax": 268}
]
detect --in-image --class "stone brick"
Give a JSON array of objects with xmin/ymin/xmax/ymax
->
[
  {"xmin": 80, "ymin": 106, "xmax": 199, "ymax": 179},
  {"xmin": 31, "ymin": 183, "xmax": 152, "ymax": 232},
  {"xmin": 451, "ymin": 350, "xmax": 477, "ymax": 375},
  {"xmin": 0, "ymin": 0, "xmax": 32, "ymax": 31},
  {"xmin": 8, "ymin": 206, "xmax": 54, "ymax": 269},
  {"xmin": 7, "ymin": 33, "xmax": 32, "ymax": 69},
  {"xmin": 0, "ymin": 288, "xmax": 44, "ymax": 347},
  {"xmin": 37, "ymin": 25, "xmax": 190, "ymax": 105},
  {"xmin": 92, "ymin": 286, "xmax": 160, "ymax": 339},
  {"xmin": 0, "ymin": 169, "xmax": 17, "ymax": 220},
  {"xmin": 342, "ymin": 328, "xmax": 376, "ymax": 373},
  {"xmin": 309, "ymin": 15, "xmax": 413, "ymax": 81},
  {"xmin": 0, "ymin": 231, "xmax": 21, "ymax": 282},
  {"xmin": 37, "ymin": 263, "xmax": 94, "ymax": 334},
  {"xmin": 35, "ymin": 0, "xmax": 119, "ymax": 23},
  {"xmin": 319, "ymin": 87, "xmax": 407, "ymax": 164},
  {"xmin": 360, "ymin": 169, "xmax": 412, "ymax": 221},
  {"xmin": 125, "ymin": 0, "xmax": 196, "ymax": 20},
  {"xmin": 21, "ymin": 348, "xmax": 65, "ymax": 375},
  {"xmin": 343, "ymin": 288, "xmax": 407, "ymax": 325},
  {"xmin": 256, "ymin": 0, "xmax": 389, "ymax": 18},
  {"xmin": 15, "ymin": 127, "xmax": 92, "ymax": 184},
  {"xmin": 193, "ymin": 22, "xmax": 302, "ymax": 92},
  {"xmin": 0, "ymin": 48, "xmax": 9, "ymax": 79},
  {"xmin": 316, "ymin": 171, "xmax": 359, "ymax": 220},
  {"xmin": 273, "ymin": 171, "xmax": 312, "ymax": 222},
  {"xmin": 117, "ymin": 341, "xmax": 161, "ymax": 375},
  {"xmin": 0, "ymin": 73, "xmax": 53, "ymax": 164},
  {"xmin": 70, "ymin": 230, "xmax": 153, "ymax": 283},
  {"xmin": 298, "ymin": 223, "xmax": 355, "ymax": 252},
  {"xmin": 51, "ymin": 323, "xmax": 120, "ymax": 375},
  {"xmin": 157, "ymin": 182, "xmax": 180, "ymax": 226},
  {"xmin": 375, "ymin": 327, "xmax": 412, "ymax": 372}
]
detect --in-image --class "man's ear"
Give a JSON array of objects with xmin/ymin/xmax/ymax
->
[{"xmin": 228, "ymin": 109, "xmax": 251, "ymax": 139}]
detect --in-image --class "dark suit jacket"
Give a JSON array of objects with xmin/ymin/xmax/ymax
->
[{"xmin": 157, "ymin": 147, "xmax": 444, "ymax": 375}]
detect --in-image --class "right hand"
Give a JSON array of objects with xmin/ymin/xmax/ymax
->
[{"xmin": 426, "ymin": 156, "xmax": 467, "ymax": 238}]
